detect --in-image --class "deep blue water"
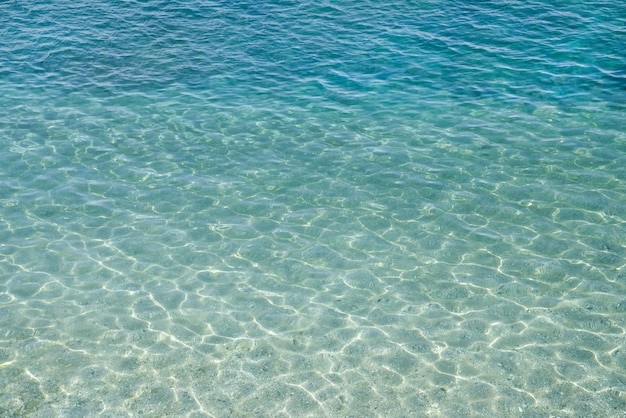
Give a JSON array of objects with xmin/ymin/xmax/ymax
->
[{"xmin": 1, "ymin": 1, "xmax": 626, "ymax": 416}]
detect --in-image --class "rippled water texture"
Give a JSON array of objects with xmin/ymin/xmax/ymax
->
[{"xmin": 1, "ymin": 0, "xmax": 626, "ymax": 416}]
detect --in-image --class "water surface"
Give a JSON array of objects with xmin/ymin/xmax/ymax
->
[{"xmin": 1, "ymin": 0, "xmax": 625, "ymax": 416}]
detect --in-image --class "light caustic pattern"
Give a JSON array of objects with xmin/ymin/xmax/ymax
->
[{"xmin": 1, "ymin": 0, "xmax": 626, "ymax": 416}]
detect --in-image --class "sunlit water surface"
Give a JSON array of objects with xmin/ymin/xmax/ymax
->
[{"xmin": 1, "ymin": 0, "xmax": 625, "ymax": 416}]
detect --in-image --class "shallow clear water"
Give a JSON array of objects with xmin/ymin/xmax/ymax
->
[{"xmin": 1, "ymin": 0, "xmax": 625, "ymax": 416}]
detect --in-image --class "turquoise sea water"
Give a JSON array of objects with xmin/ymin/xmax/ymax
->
[{"xmin": 1, "ymin": 0, "xmax": 625, "ymax": 416}]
